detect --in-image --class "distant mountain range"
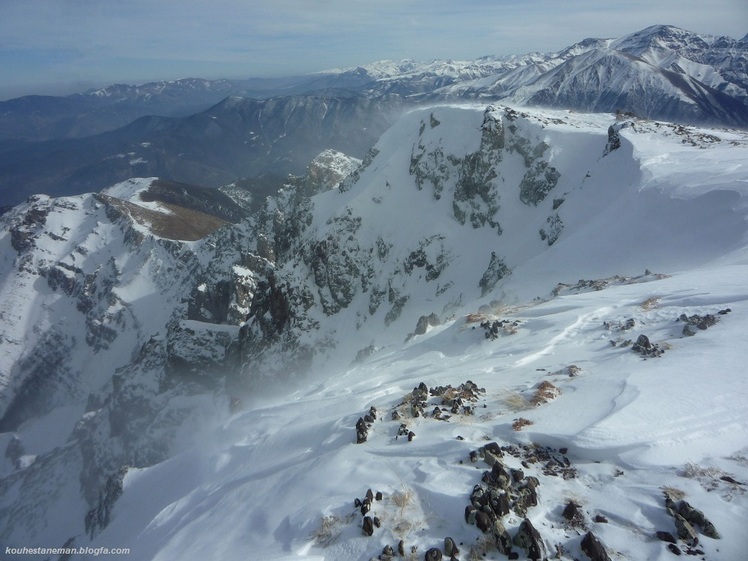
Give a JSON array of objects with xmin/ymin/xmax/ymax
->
[{"xmin": 1, "ymin": 24, "xmax": 746, "ymax": 208}]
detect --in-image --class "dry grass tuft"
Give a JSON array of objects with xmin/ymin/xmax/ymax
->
[
  {"xmin": 391, "ymin": 488, "xmax": 414, "ymax": 510},
  {"xmin": 682, "ymin": 463, "xmax": 723, "ymax": 479},
  {"xmin": 499, "ymin": 388, "xmax": 530, "ymax": 411},
  {"xmin": 662, "ymin": 486, "xmax": 687, "ymax": 501},
  {"xmin": 465, "ymin": 313, "xmax": 488, "ymax": 324},
  {"xmin": 641, "ymin": 297, "xmax": 661, "ymax": 310},
  {"xmin": 310, "ymin": 514, "xmax": 344, "ymax": 547},
  {"xmin": 512, "ymin": 417, "xmax": 533, "ymax": 431},
  {"xmin": 553, "ymin": 364, "xmax": 581, "ymax": 377}
]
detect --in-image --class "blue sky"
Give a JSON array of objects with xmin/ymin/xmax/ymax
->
[{"xmin": 1, "ymin": 0, "xmax": 746, "ymax": 100}]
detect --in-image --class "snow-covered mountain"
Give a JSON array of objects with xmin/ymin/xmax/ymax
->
[
  {"xmin": 1, "ymin": 103, "xmax": 747, "ymax": 560},
  {"xmin": 2, "ymin": 25, "xmax": 747, "ymax": 210}
]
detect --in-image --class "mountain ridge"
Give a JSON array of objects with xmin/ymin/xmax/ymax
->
[
  {"xmin": 1, "ymin": 25, "xmax": 747, "ymax": 208},
  {"xmin": 1, "ymin": 103, "xmax": 747, "ymax": 559}
]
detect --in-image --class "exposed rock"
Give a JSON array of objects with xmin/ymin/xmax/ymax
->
[
  {"xmin": 674, "ymin": 514, "xmax": 699, "ymax": 545},
  {"xmin": 424, "ymin": 547, "xmax": 443, "ymax": 561},
  {"xmin": 580, "ymin": 531, "xmax": 612, "ymax": 561},
  {"xmin": 519, "ymin": 159, "xmax": 561, "ymax": 207},
  {"xmin": 632, "ymin": 334, "xmax": 664, "ymax": 357},
  {"xmin": 84, "ymin": 466, "xmax": 128, "ymax": 539},
  {"xmin": 443, "ymin": 537, "xmax": 458, "ymax": 557},
  {"xmin": 493, "ymin": 519, "xmax": 513, "ymax": 554},
  {"xmin": 513, "ymin": 518, "xmax": 547, "ymax": 560},
  {"xmin": 410, "ymin": 313, "xmax": 441, "ymax": 339},
  {"xmin": 676, "ymin": 500, "xmax": 721, "ymax": 539},
  {"xmin": 475, "ymin": 511, "xmax": 492, "ymax": 533},
  {"xmin": 356, "ymin": 417, "xmax": 368, "ymax": 444},
  {"xmin": 562, "ymin": 501, "xmax": 585, "ymax": 527},
  {"xmin": 479, "ymin": 252, "xmax": 510, "ymax": 296},
  {"xmin": 539, "ymin": 213, "xmax": 563, "ymax": 246},
  {"xmin": 678, "ymin": 311, "xmax": 723, "ymax": 336},
  {"xmin": 656, "ymin": 531, "xmax": 677, "ymax": 543},
  {"xmin": 362, "ymin": 516, "xmax": 374, "ymax": 536},
  {"xmin": 603, "ymin": 122, "xmax": 631, "ymax": 156},
  {"xmin": 452, "ymin": 108, "xmax": 504, "ymax": 233}
]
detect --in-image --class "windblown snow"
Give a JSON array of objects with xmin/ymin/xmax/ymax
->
[{"xmin": 1, "ymin": 105, "xmax": 747, "ymax": 561}]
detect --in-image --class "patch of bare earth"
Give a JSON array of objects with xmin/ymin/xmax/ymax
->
[{"xmin": 97, "ymin": 194, "xmax": 228, "ymax": 240}]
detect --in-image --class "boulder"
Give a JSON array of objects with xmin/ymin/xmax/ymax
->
[
  {"xmin": 424, "ymin": 547, "xmax": 442, "ymax": 561},
  {"xmin": 580, "ymin": 531, "xmax": 611, "ymax": 561},
  {"xmin": 513, "ymin": 518, "xmax": 546, "ymax": 560}
]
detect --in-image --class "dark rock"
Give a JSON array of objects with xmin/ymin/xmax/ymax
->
[
  {"xmin": 373, "ymin": 516, "xmax": 381, "ymax": 528},
  {"xmin": 489, "ymin": 462, "xmax": 511, "ymax": 489},
  {"xmin": 362, "ymin": 516, "xmax": 374, "ymax": 536},
  {"xmin": 478, "ymin": 252, "xmax": 510, "ymax": 296},
  {"xmin": 376, "ymin": 491, "xmax": 383, "ymax": 501},
  {"xmin": 493, "ymin": 519, "xmax": 513, "ymax": 554},
  {"xmin": 444, "ymin": 537, "xmax": 458, "ymax": 557},
  {"xmin": 414, "ymin": 313, "xmax": 441, "ymax": 336},
  {"xmin": 656, "ymin": 531, "xmax": 677, "ymax": 543},
  {"xmin": 355, "ymin": 417, "xmax": 368, "ymax": 444},
  {"xmin": 408, "ymin": 430, "xmax": 416, "ymax": 442},
  {"xmin": 676, "ymin": 500, "xmax": 720, "ymax": 539},
  {"xmin": 668, "ymin": 543, "xmax": 682, "ymax": 555},
  {"xmin": 475, "ymin": 511, "xmax": 492, "ymax": 533},
  {"xmin": 425, "ymin": 547, "xmax": 443, "ymax": 561},
  {"xmin": 635, "ymin": 334, "xmax": 651, "ymax": 349},
  {"xmin": 490, "ymin": 489, "xmax": 510, "ymax": 517},
  {"xmin": 508, "ymin": 552, "xmax": 519, "ymax": 560},
  {"xmin": 382, "ymin": 544, "xmax": 395, "ymax": 557},
  {"xmin": 398, "ymin": 540, "xmax": 405, "ymax": 556},
  {"xmin": 514, "ymin": 484, "xmax": 538, "ymax": 518},
  {"xmin": 361, "ymin": 498, "xmax": 371, "ymax": 515},
  {"xmin": 366, "ymin": 488, "xmax": 374, "ymax": 502},
  {"xmin": 562, "ymin": 501, "xmax": 584, "ymax": 526},
  {"xmin": 465, "ymin": 505, "xmax": 477, "ymax": 524},
  {"xmin": 632, "ymin": 333, "xmax": 664, "ymax": 357},
  {"xmin": 483, "ymin": 442, "xmax": 504, "ymax": 458},
  {"xmin": 513, "ymin": 518, "xmax": 546, "ymax": 560},
  {"xmin": 594, "ymin": 514, "xmax": 608, "ymax": 524},
  {"xmin": 674, "ymin": 514, "xmax": 699, "ymax": 545},
  {"xmin": 581, "ymin": 531, "xmax": 611, "ymax": 561},
  {"xmin": 510, "ymin": 468, "xmax": 525, "ymax": 483},
  {"xmin": 604, "ymin": 124, "xmax": 622, "ymax": 155}
]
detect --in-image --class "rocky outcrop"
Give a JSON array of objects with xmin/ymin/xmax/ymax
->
[
  {"xmin": 452, "ymin": 108, "xmax": 504, "ymax": 233},
  {"xmin": 479, "ymin": 252, "xmax": 510, "ymax": 296}
]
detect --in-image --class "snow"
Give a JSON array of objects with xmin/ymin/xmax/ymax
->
[
  {"xmin": 101, "ymin": 177, "xmax": 174, "ymax": 215},
  {"xmin": 68, "ymin": 107, "xmax": 748, "ymax": 560},
  {"xmin": 2, "ymin": 104, "xmax": 748, "ymax": 560},
  {"xmin": 86, "ymin": 259, "xmax": 748, "ymax": 561}
]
